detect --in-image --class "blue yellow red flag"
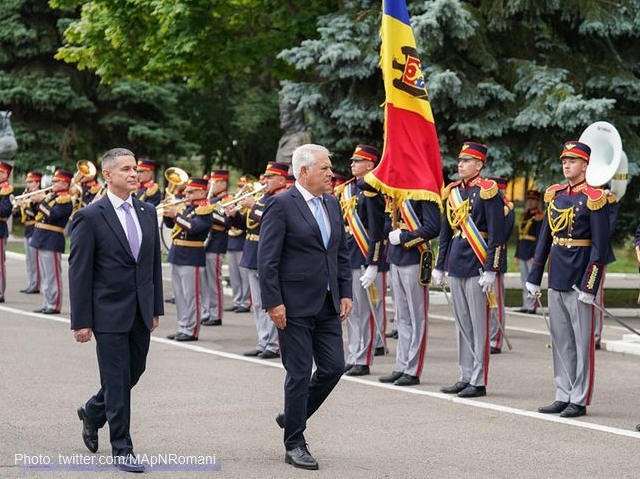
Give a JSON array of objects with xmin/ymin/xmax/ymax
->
[{"xmin": 364, "ymin": 0, "xmax": 443, "ymax": 208}]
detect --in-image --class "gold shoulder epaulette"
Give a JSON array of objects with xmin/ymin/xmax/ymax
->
[
  {"xmin": 544, "ymin": 183, "xmax": 567, "ymax": 203},
  {"xmin": 478, "ymin": 178, "xmax": 498, "ymax": 200},
  {"xmin": 363, "ymin": 190, "xmax": 378, "ymax": 198},
  {"xmin": 584, "ymin": 186, "xmax": 607, "ymax": 211},
  {"xmin": 441, "ymin": 180, "xmax": 461, "ymax": 200},
  {"xmin": 146, "ymin": 183, "xmax": 158, "ymax": 196},
  {"xmin": 0, "ymin": 184, "xmax": 14, "ymax": 196},
  {"xmin": 195, "ymin": 204, "xmax": 216, "ymax": 215},
  {"xmin": 56, "ymin": 194, "xmax": 72, "ymax": 204}
]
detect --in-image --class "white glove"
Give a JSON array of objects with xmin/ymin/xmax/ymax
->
[
  {"xmin": 578, "ymin": 291, "xmax": 595, "ymax": 305},
  {"xmin": 431, "ymin": 269, "xmax": 445, "ymax": 287},
  {"xmin": 478, "ymin": 271, "xmax": 497, "ymax": 293},
  {"xmin": 359, "ymin": 265, "xmax": 378, "ymax": 289},
  {"xmin": 388, "ymin": 229, "xmax": 402, "ymax": 245},
  {"xmin": 525, "ymin": 281, "xmax": 541, "ymax": 298}
]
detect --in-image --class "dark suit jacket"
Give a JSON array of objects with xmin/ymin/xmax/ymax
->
[
  {"xmin": 258, "ymin": 186, "xmax": 352, "ymax": 318},
  {"xmin": 69, "ymin": 195, "xmax": 164, "ymax": 333}
]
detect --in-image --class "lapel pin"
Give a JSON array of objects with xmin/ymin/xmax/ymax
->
[{"xmin": 140, "ymin": 207, "xmax": 144, "ymax": 211}]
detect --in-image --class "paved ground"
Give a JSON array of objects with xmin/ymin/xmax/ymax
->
[{"xmin": 2, "ymin": 254, "xmax": 640, "ymax": 478}]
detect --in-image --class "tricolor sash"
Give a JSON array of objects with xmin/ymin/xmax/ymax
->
[
  {"xmin": 342, "ymin": 185, "xmax": 370, "ymax": 257},
  {"xmin": 449, "ymin": 187, "xmax": 488, "ymax": 264},
  {"xmin": 399, "ymin": 200, "xmax": 427, "ymax": 253}
]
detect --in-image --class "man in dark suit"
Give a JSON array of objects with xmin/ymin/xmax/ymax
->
[
  {"xmin": 69, "ymin": 148, "xmax": 164, "ymax": 473},
  {"xmin": 258, "ymin": 143, "xmax": 352, "ymax": 471}
]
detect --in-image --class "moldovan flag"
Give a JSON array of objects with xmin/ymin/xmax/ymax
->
[{"xmin": 364, "ymin": 0, "xmax": 443, "ymax": 208}]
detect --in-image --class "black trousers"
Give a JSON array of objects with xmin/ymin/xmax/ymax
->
[
  {"xmin": 278, "ymin": 293, "xmax": 345, "ymax": 450},
  {"xmin": 84, "ymin": 310, "xmax": 150, "ymax": 456}
]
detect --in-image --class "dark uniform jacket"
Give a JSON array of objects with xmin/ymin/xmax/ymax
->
[
  {"xmin": 205, "ymin": 193, "xmax": 229, "ymax": 254},
  {"xmin": 19, "ymin": 197, "xmax": 40, "ymax": 238},
  {"xmin": 81, "ymin": 181, "xmax": 102, "ymax": 207},
  {"xmin": 389, "ymin": 198, "xmax": 441, "ymax": 267},
  {"xmin": 436, "ymin": 176, "xmax": 506, "ymax": 277},
  {"xmin": 514, "ymin": 208, "xmax": 544, "ymax": 261},
  {"xmin": 527, "ymin": 180, "xmax": 610, "ymax": 294},
  {"xmin": 135, "ymin": 180, "xmax": 161, "ymax": 206},
  {"xmin": 30, "ymin": 191, "xmax": 73, "ymax": 252},
  {"xmin": 164, "ymin": 199, "xmax": 214, "ymax": 267},
  {"xmin": 239, "ymin": 189, "xmax": 285, "ymax": 270},
  {"xmin": 0, "ymin": 182, "xmax": 13, "ymax": 239}
]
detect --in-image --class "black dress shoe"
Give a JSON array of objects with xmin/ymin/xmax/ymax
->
[
  {"xmin": 114, "ymin": 454, "xmax": 145, "ymax": 473},
  {"xmin": 77, "ymin": 407, "xmax": 98, "ymax": 453},
  {"xmin": 538, "ymin": 401, "xmax": 569, "ymax": 414},
  {"xmin": 379, "ymin": 371, "xmax": 403, "ymax": 383},
  {"xmin": 276, "ymin": 413, "xmax": 285, "ymax": 429},
  {"xmin": 243, "ymin": 349, "xmax": 263, "ymax": 357},
  {"xmin": 166, "ymin": 332, "xmax": 179, "ymax": 340},
  {"xmin": 457, "ymin": 385, "xmax": 486, "ymax": 398},
  {"xmin": 394, "ymin": 374, "xmax": 420, "ymax": 386},
  {"xmin": 560, "ymin": 403, "xmax": 586, "ymax": 418},
  {"xmin": 346, "ymin": 365, "xmax": 370, "ymax": 376},
  {"xmin": 202, "ymin": 318, "xmax": 222, "ymax": 326},
  {"xmin": 490, "ymin": 346, "xmax": 501, "ymax": 354},
  {"xmin": 635, "ymin": 423, "xmax": 640, "ymax": 432},
  {"xmin": 173, "ymin": 332, "xmax": 198, "ymax": 341},
  {"xmin": 385, "ymin": 329, "xmax": 398, "ymax": 339},
  {"xmin": 33, "ymin": 307, "xmax": 44, "ymax": 313},
  {"xmin": 164, "ymin": 297, "xmax": 175, "ymax": 304},
  {"xmin": 285, "ymin": 445, "xmax": 318, "ymax": 470},
  {"xmin": 0, "ymin": 297, "xmax": 4, "ymax": 303},
  {"xmin": 234, "ymin": 306, "xmax": 250, "ymax": 313},
  {"xmin": 524, "ymin": 309, "xmax": 537, "ymax": 314},
  {"xmin": 224, "ymin": 306, "xmax": 238, "ymax": 312},
  {"xmin": 595, "ymin": 341, "xmax": 601, "ymax": 350},
  {"xmin": 440, "ymin": 381, "xmax": 469, "ymax": 394},
  {"xmin": 515, "ymin": 307, "xmax": 528, "ymax": 313},
  {"xmin": 23, "ymin": 288, "xmax": 40, "ymax": 294},
  {"xmin": 344, "ymin": 363, "xmax": 354, "ymax": 373},
  {"xmin": 374, "ymin": 346, "xmax": 388, "ymax": 356},
  {"xmin": 41, "ymin": 308, "xmax": 60, "ymax": 314},
  {"xmin": 259, "ymin": 350, "xmax": 280, "ymax": 359}
]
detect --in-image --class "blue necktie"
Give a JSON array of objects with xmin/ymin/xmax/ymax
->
[
  {"xmin": 121, "ymin": 202, "xmax": 140, "ymax": 260},
  {"xmin": 312, "ymin": 197, "xmax": 329, "ymax": 248}
]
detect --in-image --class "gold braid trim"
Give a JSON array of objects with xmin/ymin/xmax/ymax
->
[
  {"xmin": 586, "ymin": 265, "xmax": 599, "ymax": 291},
  {"xmin": 586, "ymin": 194, "xmax": 607, "ymax": 211},
  {"xmin": 56, "ymin": 195, "xmax": 72, "ymax": 204},
  {"xmin": 635, "ymin": 245, "xmax": 640, "ymax": 264},
  {"xmin": 479, "ymin": 182, "xmax": 498, "ymax": 200},
  {"xmin": 195, "ymin": 204, "xmax": 216, "ymax": 215},
  {"xmin": 548, "ymin": 202, "xmax": 574, "ymax": 235},
  {"xmin": 446, "ymin": 195, "xmax": 469, "ymax": 229}
]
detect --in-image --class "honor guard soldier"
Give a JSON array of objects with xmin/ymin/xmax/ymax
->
[
  {"xmin": 201, "ymin": 169, "xmax": 230, "ymax": 326},
  {"xmin": 18, "ymin": 171, "xmax": 44, "ymax": 294},
  {"xmin": 378, "ymin": 179, "xmax": 441, "ymax": 387},
  {"xmin": 77, "ymin": 164, "xmax": 101, "ymax": 208},
  {"xmin": 489, "ymin": 177, "xmax": 515, "ymax": 354},
  {"xmin": 433, "ymin": 141, "xmax": 506, "ymax": 398},
  {"xmin": 337, "ymin": 145, "xmax": 387, "ymax": 376},
  {"xmin": 526, "ymin": 141, "xmax": 610, "ymax": 418},
  {"xmin": 225, "ymin": 175, "xmax": 252, "ymax": 313},
  {"xmin": 135, "ymin": 158, "xmax": 161, "ymax": 206},
  {"xmin": 236, "ymin": 162, "xmax": 288, "ymax": 359},
  {"xmin": 514, "ymin": 189, "xmax": 543, "ymax": 313},
  {"xmin": 163, "ymin": 177, "xmax": 214, "ymax": 341},
  {"xmin": 0, "ymin": 160, "xmax": 14, "ymax": 302},
  {"xmin": 30, "ymin": 168, "xmax": 74, "ymax": 314},
  {"xmin": 286, "ymin": 174, "xmax": 295, "ymax": 189},
  {"xmin": 330, "ymin": 173, "xmax": 347, "ymax": 195}
]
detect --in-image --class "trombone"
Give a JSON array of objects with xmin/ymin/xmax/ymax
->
[{"xmin": 73, "ymin": 159, "xmax": 98, "ymax": 183}]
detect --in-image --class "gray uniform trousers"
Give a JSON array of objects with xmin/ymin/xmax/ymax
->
[
  {"xmin": 227, "ymin": 250, "xmax": 251, "ymax": 309},
  {"xmin": 449, "ymin": 275, "xmax": 490, "ymax": 387},
  {"xmin": 24, "ymin": 237, "xmax": 39, "ymax": 290},
  {"xmin": 37, "ymin": 249, "xmax": 62, "ymax": 311},
  {"xmin": 490, "ymin": 273, "xmax": 506, "ymax": 350},
  {"xmin": 246, "ymin": 267, "xmax": 278, "ymax": 353},
  {"xmin": 202, "ymin": 252, "xmax": 224, "ymax": 321},
  {"xmin": 390, "ymin": 264, "xmax": 429, "ymax": 377},
  {"xmin": 594, "ymin": 268, "xmax": 606, "ymax": 345},
  {"xmin": 0, "ymin": 237, "xmax": 5, "ymax": 299},
  {"xmin": 518, "ymin": 259, "xmax": 536, "ymax": 311},
  {"xmin": 171, "ymin": 264, "xmax": 203, "ymax": 337},
  {"xmin": 547, "ymin": 289, "xmax": 595, "ymax": 406},
  {"xmin": 346, "ymin": 270, "xmax": 385, "ymax": 366}
]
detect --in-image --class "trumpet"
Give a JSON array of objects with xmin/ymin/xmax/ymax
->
[
  {"xmin": 156, "ymin": 197, "xmax": 189, "ymax": 215},
  {"xmin": 12, "ymin": 186, "xmax": 53, "ymax": 202},
  {"xmin": 216, "ymin": 182, "xmax": 266, "ymax": 213}
]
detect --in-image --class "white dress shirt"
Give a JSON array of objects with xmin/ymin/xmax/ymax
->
[
  {"xmin": 106, "ymin": 189, "xmax": 143, "ymax": 248},
  {"xmin": 295, "ymin": 181, "xmax": 331, "ymax": 238}
]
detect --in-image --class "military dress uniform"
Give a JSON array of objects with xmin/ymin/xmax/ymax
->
[
  {"xmin": 201, "ymin": 170, "xmax": 230, "ymax": 326},
  {"xmin": 339, "ymin": 175, "xmax": 388, "ymax": 374},
  {"xmin": 527, "ymin": 141, "xmax": 610, "ymax": 417},
  {"xmin": 81, "ymin": 180, "xmax": 102, "ymax": 208},
  {"xmin": 489, "ymin": 177, "xmax": 515, "ymax": 353},
  {"xmin": 225, "ymin": 176, "xmax": 252, "ymax": 312},
  {"xmin": 0, "ymin": 161, "xmax": 14, "ymax": 302},
  {"xmin": 30, "ymin": 169, "xmax": 74, "ymax": 313},
  {"xmin": 435, "ymin": 142, "xmax": 506, "ymax": 397},
  {"xmin": 135, "ymin": 159, "xmax": 161, "ymax": 207},
  {"xmin": 379, "ymin": 197, "xmax": 440, "ymax": 386},
  {"xmin": 515, "ymin": 190, "xmax": 544, "ymax": 313},
  {"xmin": 19, "ymin": 171, "xmax": 44, "ymax": 293},
  {"xmin": 239, "ymin": 162, "xmax": 289, "ymax": 357},
  {"xmin": 164, "ymin": 178, "xmax": 214, "ymax": 341}
]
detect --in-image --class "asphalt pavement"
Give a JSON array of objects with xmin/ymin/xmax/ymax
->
[{"xmin": 2, "ymin": 253, "xmax": 640, "ymax": 478}]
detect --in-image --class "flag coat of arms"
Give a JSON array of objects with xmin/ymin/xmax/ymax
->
[{"xmin": 365, "ymin": 0, "xmax": 443, "ymax": 208}]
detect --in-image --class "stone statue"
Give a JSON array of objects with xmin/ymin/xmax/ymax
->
[
  {"xmin": 274, "ymin": 97, "xmax": 311, "ymax": 165},
  {"xmin": 0, "ymin": 111, "xmax": 18, "ymax": 160}
]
